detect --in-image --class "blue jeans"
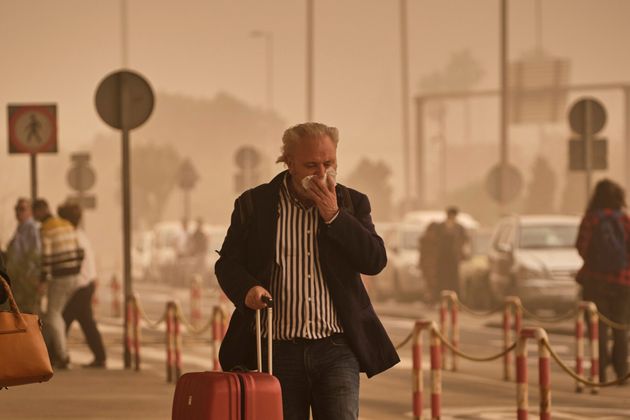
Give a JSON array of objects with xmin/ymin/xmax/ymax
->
[
  {"xmin": 269, "ymin": 334, "xmax": 360, "ymax": 420},
  {"xmin": 44, "ymin": 275, "xmax": 79, "ymax": 363}
]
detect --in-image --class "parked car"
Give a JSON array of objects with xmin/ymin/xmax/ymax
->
[
  {"xmin": 487, "ymin": 215, "xmax": 582, "ymax": 312},
  {"xmin": 142, "ymin": 221, "xmax": 227, "ymax": 287},
  {"xmin": 370, "ymin": 211, "xmax": 480, "ymax": 302},
  {"xmin": 459, "ymin": 229, "xmax": 493, "ymax": 309}
]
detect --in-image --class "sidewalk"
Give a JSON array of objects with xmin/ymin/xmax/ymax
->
[
  {"xmin": 1, "ymin": 368, "xmax": 175, "ymax": 420},
  {"xmin": 1, "ymin": 314, "xmax": 178, "ymax": 420}
]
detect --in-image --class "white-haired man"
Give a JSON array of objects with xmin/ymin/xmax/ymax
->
[{"xmin": 216, "ymin": 122, "xmax": 399, "ymax": 420}]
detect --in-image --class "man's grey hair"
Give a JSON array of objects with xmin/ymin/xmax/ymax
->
[{"xmin": 276, "ymin": 122, "xmax": 339, "ymax": 164}]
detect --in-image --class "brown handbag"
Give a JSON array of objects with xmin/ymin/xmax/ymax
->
[{"xmin": 0, "ymin": 276, "xmax": 53, "ymax": 387}]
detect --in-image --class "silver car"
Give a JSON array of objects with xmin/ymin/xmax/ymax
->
[{"xmin": 487, "ymin": 215, "xmax": 582, "ymax": 311}]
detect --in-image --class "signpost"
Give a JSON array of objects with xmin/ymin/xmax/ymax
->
[
  {"xmin": 234, "ymin": 146, "xmax": 261, "ymax": 192},
  {"xmin": 7, "ymin": 104, "xmax": 58, "ymax": 201},
  {"xmin": 95, "ymin": 69, "xmax": 154, "ymax": 369},
  {"xmin": 177, "ymin": 158, "xmax": 199, "ymax": 224},
  {"xmin": 567, "ymin": 97, "xmax": 607, "ymax": 198},
  {"xmin": 485, "ymin": 163, "xmax": 523, "ymax": 204},
  {"xmin": 66, "ymin": 152, "xmax": 97, "ymax": 216}
]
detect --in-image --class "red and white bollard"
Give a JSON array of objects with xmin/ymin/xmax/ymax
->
[
  {"xmin": 439, "ymin": 290, "xmax": 459, "ymax": 371},
  {"xmin": 412, "ymin": 320, "xmax": 441, "ymax": 420},
  {"xmin": 211, "ymin": 306, "xmax": 225, "ymax": 371},
  {"xmin": 111, "ymin": 275, "xmax": 121, "ymax": 318},
  {"xmin": 190, "ymin": 275, "xmax": 203, "ymax": 328},
  {"xmin": 174, "ymin": 303, "xmax": 182, "ymax": 380},
  {"xmin": 166, "ymin": 302, "xmax": 177, "ymax": 383},
  {"xmin": 575, "ymin": 301, "xmax": 599, "ymax": 394},
  {"xmin": 504, "ymin": 296, "xmax": 522, "ymax": 381},
  {"xmin": 516, "ymin": 327, "xmax": 551, "ymax": 420}
]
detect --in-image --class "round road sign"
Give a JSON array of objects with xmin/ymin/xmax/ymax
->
[
  {"xmin": 235, "ymin": 146, "xmax": 261, "ymax": 169},
  {"xmin": 67, "ymin": 165, "xmax": 96, "ymax": 192},
  {"xmin": 568, "ymin": 97, "xmax": 606, "ymax": 136},
  {"xmin": 485, "ymin": 163, "xmax": 523, "ymax": 203},
  {"xmin": 95, "ymin": 70, "xmax": 154, "ymax": 130}
]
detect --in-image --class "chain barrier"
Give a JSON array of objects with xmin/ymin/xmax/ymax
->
[
  {"xmin": 543, "ymin": 339, "xmax": 630, "ymax": 387},
  {"xmin": 173, "ymin": 302, "xmax": 215, "ymax": 336},
  {"xmin": 597, "ymin": 311, "xmax": 630, "ymax": 330},
  {"xmin": 432, "ymin": 327, "xmax": 517, "ymax": 362},
  {"xmin": 133, "ymin": 293, "xmax": 167, "ymax": 330},
  {"xmin": 395, "ymin": 331, "xmax": 413, "ymax": 350},
  {"xmin": 520, "ymin": 305, "xmax": 578, "ymax": 323},
  {"xmin": 455, "ymin": 296, "xmax": 503, "ymax": 318}
]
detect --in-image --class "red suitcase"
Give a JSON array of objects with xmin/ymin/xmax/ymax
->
[{"xmin": 172, "ymin": 300, "xmax": 283, "ymax": 420}]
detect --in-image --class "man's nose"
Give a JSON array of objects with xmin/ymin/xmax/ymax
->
[{"xmin": 314, "ymin": 165, "xmax": 325, "ymax": 177}]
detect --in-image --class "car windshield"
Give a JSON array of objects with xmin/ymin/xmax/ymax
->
[{"xmin": 519, "ymin": 225, "xmax": 578, "ymax": 249}]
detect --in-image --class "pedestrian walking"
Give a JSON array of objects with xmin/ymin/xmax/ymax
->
[
  {"xmin": 435, "ymin": 206, "xmax": 470, "ymax": 295},
  {"xmin": 5, "ymin": 198, "xmax": 41, "ymax": 313},
  {"xmin": 58, "ymin": 202, "xmax": 107, "ymax": 369},
  {"xmin": 33, "ymin": 199, "xmax": 84, "ymax": 369},
  {"xmin": 215, "ymin": 122, "xmax": 399, "ymax": 420},
  {"xmin": 576, "ymin": 178, "xmax": 630, "ymax": 384},
  {"xmin": 419, "ymin": 221, "xmax": 440, "ymax": 303}
]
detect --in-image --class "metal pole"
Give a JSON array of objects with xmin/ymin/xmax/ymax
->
[
  {"xmin": 30, "ymin": 154, "xmax": 37, "ymax": 202},
  {"xmin": 306, "ymin": 0, "xmax": 314, "ymax": 121},
  {"xmin": 399, "ymin": 0, "xmax": 411, "ymax": 205},
  {"xmin": 184, "ymin": 190, "xmax": 191, "ymax": 225},
  {"xmin": 585, "ymin": 101, "xmax": 592, "ymax": 198},
  {"xmin": 121, "ymin": 0, "xmax": 129, "ymax": 67},
  {"xmin": 499, "ymin": 0, "xmax": 509, "ymax": 209},
  {"xmin": 122, "ymin": 128, "xmax": 132, "ymax": 368},
  {"xmin": 266, "ymin": 33, "xmax": 274, "ymax": 111},
  {"xmin": 416, "ymin": 98, "xmax": 425, "ymax": 207},
  {"xmin": 624, "ymin": 87, "xmax": 630, "ymax": 191}
]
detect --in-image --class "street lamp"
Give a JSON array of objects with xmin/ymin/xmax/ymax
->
[{"xmin": 250, "ymin": 30, "xmax": 274, "ymax": 111}]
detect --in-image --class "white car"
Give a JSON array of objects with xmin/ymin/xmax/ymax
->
[
  {"xmin": 487, "ymin": 215, "xmax": 582, "ymax": 311},
  {"xmin": 143, "ymin": 221, "xmax": 227, "ymax": 287},
  {"xmin": 370, "ymin": 211, "xmax": 479, "ymax": 302}
]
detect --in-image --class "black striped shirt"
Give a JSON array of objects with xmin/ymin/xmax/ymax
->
[{"xmin": 265, "ymin": 175, "xmax": 343, "ymax": 340}]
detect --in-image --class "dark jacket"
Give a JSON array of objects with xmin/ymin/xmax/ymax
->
[{"xmin": 215, "ymin": 171, "xmax": 399, "ymax": 378}]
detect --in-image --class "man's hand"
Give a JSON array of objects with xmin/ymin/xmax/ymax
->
[
  {"xmin": 245, "ymin": 285, "xmax": 272, "ymax": 310},
  {"xmin": 307, "ymin": 176, "xmax": 338, "ymax": 223}
]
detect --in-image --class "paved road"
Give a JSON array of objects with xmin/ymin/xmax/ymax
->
[{"xmin": 3, "ymin": 282, "xmax": 627, "ymax": 419}]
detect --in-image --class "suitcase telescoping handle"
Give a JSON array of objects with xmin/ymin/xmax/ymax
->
[{"xmin": 255, "ymin": 296, "xmax": 273, "ymax": 375}]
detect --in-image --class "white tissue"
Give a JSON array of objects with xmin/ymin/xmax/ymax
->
[{"xmin": 301, "ymin": 168, "xmax": 337, "ymax": 190}]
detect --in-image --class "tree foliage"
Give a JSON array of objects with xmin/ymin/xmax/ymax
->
[
  {"xmin": 131, "ymin": 142, "xmax": 182, "ymax": 228},
  {"xmin": 345, "ymin": 158, "xmax": 393, "ymax": 222}
]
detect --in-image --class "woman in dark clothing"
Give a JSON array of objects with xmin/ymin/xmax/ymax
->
[{"xmin": 575, "ymin": 178, "xmax": 630, "ymax": 383}]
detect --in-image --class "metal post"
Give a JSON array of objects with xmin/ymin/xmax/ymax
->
[
  {"xmin": 585, "ymin": 100, "xmax": 592, "ymax": 198},
  {"xmin": 624, "ymin": 87, "xmax": 630, "ymax": 190},
  {"xmin": 121, "ymin": 0, "xmax": 129, "ymax": 67},
  {"xmin": 306, "ymin": 0, "xmax": 314, "ymax": 121},
  {"xmin": 122, "ymin": 128, "xmax": 132, "ymax": 368},
  {"xmin": 416, "ymin": 98, "xmax": 425, "ymax": 207},
  {"xmin": 400, "ymin": 0, "xmax": 411, "ymax": 205},
  {"xmin": 184, "ymin": 189, "xmax": 190, "ymax": 226},
  {"xmin": 266, "ymin": 33, "xmax": 274, "ymax": 111},
  {"xmin": 30, "ymin": 153, "xmax": 37, "ymax": 202},
  {"xmin": 499, "ymin": 0, "xmax": 509, "ymax": 210}
]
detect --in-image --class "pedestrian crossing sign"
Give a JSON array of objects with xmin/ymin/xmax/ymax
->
[{"xmin": 7, "ymin": 104, "xmax": 58, "ymax": 154}]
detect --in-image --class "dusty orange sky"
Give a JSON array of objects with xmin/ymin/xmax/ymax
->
[{"xmin": 1, "ymin": 0, "xmax": 629, "ymax": 198}]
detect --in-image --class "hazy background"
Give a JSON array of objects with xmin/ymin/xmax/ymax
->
[{"xmin": 1, "ymin": 0, "xmax": 630, "ymax": 275}]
